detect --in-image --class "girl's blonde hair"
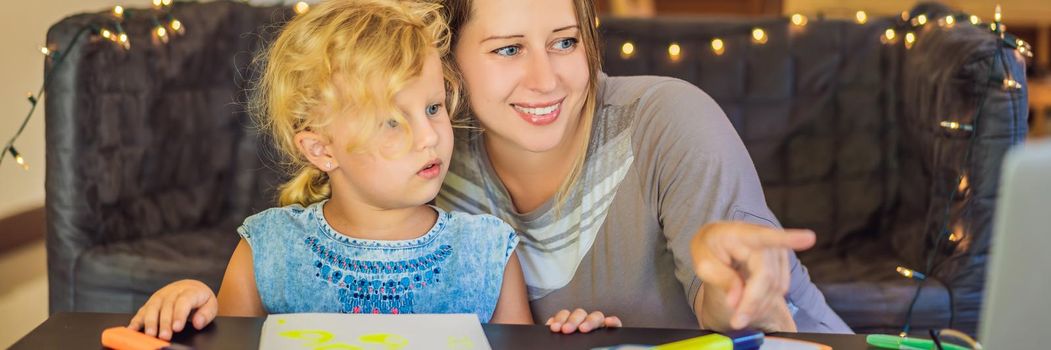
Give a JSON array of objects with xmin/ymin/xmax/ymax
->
[{"xmin": 250, "ymin": 0, "xmax": 460, "ymax": 207}]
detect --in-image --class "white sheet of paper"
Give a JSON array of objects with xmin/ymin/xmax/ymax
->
[
  {"xmin": 260, "ymin": 313, "xmax": 492, "ymax": 350},
  {"xmin": 760, "ymin": 336, "xmax": 832, "ymax": 350}
]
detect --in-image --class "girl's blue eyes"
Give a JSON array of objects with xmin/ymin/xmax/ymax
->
[
  {"xmin": 491, "ymin": 38, "xmax": 578, "ymax": 57},
  {"xmin": 426, "ymin": 103, "xmax": 442, "ymax": 116},
  {"xmin": 384, "ymin": 103, "xmax": 443, "ymax": 128}
]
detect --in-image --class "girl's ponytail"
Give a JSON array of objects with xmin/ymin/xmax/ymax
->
[{"xmin": 278, "ymin": 166, "xmax": 331, "ymax": 207}]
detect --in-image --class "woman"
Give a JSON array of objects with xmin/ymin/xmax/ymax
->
[
  {"xmin": 437, "ymin": 0, "xmax": 849, "ymax": 333},
  {"xmin": 131, "ymin": 0, "xmax": 851, "ymax": 338}
]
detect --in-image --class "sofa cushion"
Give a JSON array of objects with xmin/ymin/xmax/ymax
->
[
  {"xmin": 802, "ymin": 240, "xmax": 951, "ymax": 333},
  {"xmin": 71, "ymin": 228, "xmax": 238, "ymax": 312}
]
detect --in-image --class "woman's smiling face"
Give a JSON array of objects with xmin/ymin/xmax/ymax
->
[{"xmin": 452, "ymin": 0, "xmax": 590, "ymax": 153}]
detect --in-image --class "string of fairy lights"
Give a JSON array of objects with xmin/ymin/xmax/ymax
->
[
  {"xmin": 0, "ymin": 0, "xmax": 318, "ymax": 170},
  {"xmin": 612, "ymin": 5, "xmax": 1031, "ymax": 67}
]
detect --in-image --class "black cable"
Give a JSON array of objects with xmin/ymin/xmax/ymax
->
[
  {"xmin": 930, "ymin": 329, "xmax": 946, "ymax": 350},
  {"xmin": 1, "ymin": 25, "xmax": 94, "ymax": 167}
]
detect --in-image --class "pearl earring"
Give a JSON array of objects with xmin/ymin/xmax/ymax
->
[{"xmin": 325, "ymin": 160, "xmax": 333, "ymax": 171}]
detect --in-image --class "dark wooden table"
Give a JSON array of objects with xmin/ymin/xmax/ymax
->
[{"xmin": 11, "ymin": 312, "xmax": 874, "ymax": 349}]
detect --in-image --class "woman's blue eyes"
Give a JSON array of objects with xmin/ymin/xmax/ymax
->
[
  {"xmin": 491, "ymin": 38, "xmax": 578, "ymax": 56},
  {"xmin": 494, "ymin": 45, "xmax": 520, "ymax": 56},
  {"xmin": 554, "ymin": 38, "xmax": 578, "ymax": 50}
]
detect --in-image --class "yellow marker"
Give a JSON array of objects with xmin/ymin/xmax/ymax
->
[
  {"xmin": 655, "ymin": 331, "xmax": 763, "ymax": 350},
  {"xmin": 656, "ymin": 334, "xmax": 733, "ymax": 350}
]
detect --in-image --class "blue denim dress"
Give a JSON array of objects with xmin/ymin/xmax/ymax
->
[{"xmin": 237, "ymin": 200, "xmax": 519, "ymax": 323}]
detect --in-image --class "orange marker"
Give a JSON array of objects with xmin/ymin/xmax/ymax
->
[{"xmin": 101, "ymin": 327, "xmax": 193, "ymax": 350}]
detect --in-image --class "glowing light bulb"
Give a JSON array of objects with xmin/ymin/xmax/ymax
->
[
  {"xmin": 710, "ymin": 38, "xmax": 725, "ymax": 56},
  {"xmin": 751, "ymin": 28, "xmax": 767, "ymax": 45},
  {"xmin": 8, "ymin": 147, "xmax": 28, "ymax": 170},
  {"xmin": 294, "ymin": 1, "xmax": 310, "ymax": 15},
  {"xmin": 667, "ymin": 42, "xmax": 681, "ymax": 61},
  {"xmin": 791, "ymin": 14, "xmax": 808, "ymax": 26},
  {"xmin": 620, "ymin": 41, "xmax": 635, "ymax": 59},
  {"xmin": 855, "ymin": 11, "xmax": 868, "ymax": 24}
]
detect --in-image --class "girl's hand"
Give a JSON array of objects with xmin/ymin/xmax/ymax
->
[
  {"xmin": 545, "ymin": 308, "xmax": 623, "ymax": 334},
  {"xmin": 690, "ymin": 222, "xmax": 815, "ymax": 332},
  {"xmin": 127, "ymin": 279, "xmax": 218, "ymax": 340}
]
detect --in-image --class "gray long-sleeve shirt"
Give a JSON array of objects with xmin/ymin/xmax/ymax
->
[{"xmin": 436, "ymin": 73, "xmax": 851, "ymax": 333}]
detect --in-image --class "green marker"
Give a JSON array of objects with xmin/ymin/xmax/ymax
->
[{"xmin": 866, "ymin": 334, "xmax": 971, "ymax": 350}]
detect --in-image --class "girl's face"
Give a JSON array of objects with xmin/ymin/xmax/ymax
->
[
  {"xmin": 324, "ymin": 52, "xmax": 453, "ymax": 210},
  {"xmin": 453, "ymin": 0, "xmax": 590, "ymax": 153}
]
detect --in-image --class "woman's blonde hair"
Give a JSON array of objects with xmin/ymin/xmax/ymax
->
[
  {"xmin": 443, "ymin": 0, "xmax": 602, "ymax": 210},
  {"xmin": 250, "ymin": 0, "xmax": 460, "ymax": 207}
]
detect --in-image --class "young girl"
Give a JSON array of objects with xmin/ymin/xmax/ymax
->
[{"xmin": 127, "ymin": 0, "xmax": 619, "ymax": 341}]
